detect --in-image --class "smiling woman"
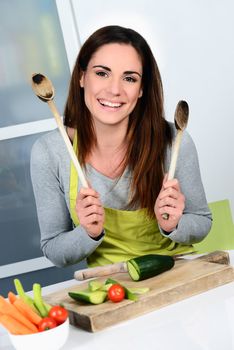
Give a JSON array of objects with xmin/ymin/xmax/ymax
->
[
  {"xmin": 79, "ymin": 43, "xmax": 143, "ymax": 129},
  {"xmin": 30, "ymin": 25, "xmax": 212, "ymax": 269}
]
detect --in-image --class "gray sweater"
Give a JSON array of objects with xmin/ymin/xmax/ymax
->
[{"xmin": 30, "ymin": 125, "xmax": 212, "ymax": 267}]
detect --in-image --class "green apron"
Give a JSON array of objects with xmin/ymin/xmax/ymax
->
[{"xmin": 69, "ymin": 132, "xmax": 194, "ymax": 267}]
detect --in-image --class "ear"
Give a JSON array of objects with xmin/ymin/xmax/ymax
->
[
  {"xmin": 138, "ymin": 88, "xmax": 143, "ymax": 98},
  {"xmin": 80, "ymin": 72, "xmax": 84, "ymax": 88}
]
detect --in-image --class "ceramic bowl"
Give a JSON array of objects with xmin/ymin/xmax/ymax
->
[{"xmin": 8, "ymin": 317, "xmax": 69, "ymax": 350}]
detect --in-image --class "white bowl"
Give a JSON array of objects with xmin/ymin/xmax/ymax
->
[{"xmin": 8, "ymin": 317, "xmax": 69, "ymax": 350}]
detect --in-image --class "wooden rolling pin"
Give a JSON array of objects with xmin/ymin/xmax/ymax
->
[{"xmin": 74, "ymin": 251, "xmax": 230, "ymax": 281}]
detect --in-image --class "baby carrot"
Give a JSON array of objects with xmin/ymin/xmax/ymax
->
[
  {"xmin": 8, "ymin": 291, "xmax": 17, "ymax": 304},
  {"xmin": 0, "ymin": 314, "xmax": 34, "ymax": 335},
  {"xmin": 14, "ymin": 298, "xmax": 42, "ymax": 325},
  {"xmin": 0, "ymin": 296, "xmax": 38, "ymax": 333}
]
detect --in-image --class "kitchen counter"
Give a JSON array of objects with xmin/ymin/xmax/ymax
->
[{"xmin": 1, "ymin": 252, "xmax": 234, "ymax": 350}]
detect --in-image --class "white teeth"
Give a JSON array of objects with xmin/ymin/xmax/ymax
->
[{"xmin": 99, "ymin": 99, "xmax": 122, "ymax": 108}]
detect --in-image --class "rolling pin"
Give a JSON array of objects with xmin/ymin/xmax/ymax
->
[{"xmin": 74, "ymin": 251, "xmax": 229, "ymax": 281}]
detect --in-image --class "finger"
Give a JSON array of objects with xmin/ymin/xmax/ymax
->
[
  {"xmin": 86, "ymin": 224, "xmax": 104, "ymax": 236},
  {"xmin": 158, "ymin": 196, "xmax": 177, "ymax": 209},
  {"xmin": 81, "ymin": 195, "xmax": 102, "ymax": 208},
  {"xmin": 159, "ymin": 204, "xmax": 183, "ymax": 217},
  {"xmin": 78, "ymin": 187, "xmax": 100, "ymax": 200},
  {"xmin": 83, "ymin": 205, "xmax": 104, "ymax": 217},
  {"xmin": 161, "ymin": 175, "xmax": 180, "ymax": 195},
  {"xmin": 85, "ymin": 213, "xmax": 104, "ymax": 225},
  {"xmin": 158, "ymin": 187, "xmax": 179, "ymax": 200},
  {"xmin": 163, "ymin": 179, "xmax": 181, "ymax": 193}
]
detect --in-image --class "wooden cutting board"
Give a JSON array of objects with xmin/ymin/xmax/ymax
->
[{"xmin": 44, "ymin": 251, "xmax": 234, "ymax": 332}]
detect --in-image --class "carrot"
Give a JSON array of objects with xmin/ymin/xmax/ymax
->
[
  {"xmin": 14, "ymin": 298, "xmax": 42, "ymax": 325},
  {"xmin": 0, "ymin": 314, "xmax": 33, "ymax": 335},
  {"xmin": 8, "ymin": 291, "xmax": 17, "ymax": 304},
  {"xmin": 0, "ymin": 296, "xmax": 38, "ymax": 333}
]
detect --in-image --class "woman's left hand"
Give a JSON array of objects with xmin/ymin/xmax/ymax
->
[{"xmin": 154, "ymin": 175, "xmax": 185, "ymax": 233}]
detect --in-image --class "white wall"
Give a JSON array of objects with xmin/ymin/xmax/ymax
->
[{"xmin": 68, "ymin": 0, "xmax": 234, "ymax": 216}]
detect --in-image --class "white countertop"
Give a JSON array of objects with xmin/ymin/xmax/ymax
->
[{"xmin": 1, "ymin": 252, "xmax": 234, "ymax": 350}]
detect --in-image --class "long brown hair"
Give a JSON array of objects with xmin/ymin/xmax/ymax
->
[{"xmin": 64, "ymin": 25, "xmax": 172, "ymax": 217}]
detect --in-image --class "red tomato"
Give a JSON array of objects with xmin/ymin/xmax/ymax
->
[
  {"xmin": 38, "ymin": 317, "xmax": 57, "ymax": 332},
  {"xmin": 48, "ymin": 305, "xmax": 68, "ymax": 325},
  {"xmin": 108, "ymin": 284, "xmax": 125, "ymax": 303}
]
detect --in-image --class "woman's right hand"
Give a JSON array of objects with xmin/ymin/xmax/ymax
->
[{"xmin": 75, "ymin": 187, "xmax": 105, "ymax": 238}]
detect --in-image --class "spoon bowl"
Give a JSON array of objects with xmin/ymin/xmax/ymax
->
[
  {"xmin": 31, "ymin": 73, "xmax": 54, "ymax": 102},
  {"xmin": 174, "ymin": 100, "xmax": 189, "ymax": 131}
]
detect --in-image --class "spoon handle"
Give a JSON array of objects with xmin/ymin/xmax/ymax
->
[
  {"xmin": 47, "ymin": 100, "xmax": 89, "ymax": 188},
  {"xmin": 167, "ymin": 130, "xmax": 183, "ymax": 180},
  {"xmin": 162, "ymin": 130, "xmax": 183, "ymax": 220}
]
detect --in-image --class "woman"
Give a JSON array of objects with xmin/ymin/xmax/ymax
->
[{"xmin": 31, "ymin": 25, "xmax": 212, "ymax": 268}]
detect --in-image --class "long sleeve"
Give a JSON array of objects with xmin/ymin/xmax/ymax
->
[
  {"xmin": 159, "ymin": 129, "xmax": 212, "ymax": 244},
  {"xmin": 30, "ymin": 132, "xmax": 103, "ymax": 267},
  {"xmin": 31, "ymin": 128, "xmax": 212, "ymax": 268}
]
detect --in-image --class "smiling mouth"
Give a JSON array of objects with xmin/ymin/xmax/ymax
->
[{"xmin": 98, "ymin": 99, "xmax": 123, "ymax": 108}]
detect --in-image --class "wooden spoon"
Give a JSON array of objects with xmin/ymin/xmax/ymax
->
[
  {"xmin": 162, "ymin": 100, "xmax": 189, "ymax": 220},
  {"xmin": 31, "ymin": 73, "xmax": 88, "ymax": 188}
]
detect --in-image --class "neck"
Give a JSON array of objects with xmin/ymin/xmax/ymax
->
[
  {"xmin": 86, "ymin": 120, "xmax": 129, "ymax": 178},
  {"xmin": 93, "ymin": 120, "xmax": 128, "ymax": 156}
]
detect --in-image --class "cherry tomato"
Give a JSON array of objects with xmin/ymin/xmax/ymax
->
[
  {"xmin": 48, "ymin": 305, "xmax": 68, "ymax": 325},
  {"xmin": 108, "ymin": 284, "xmax": 125, "ymax": 303},
  {"xmin": 38, "ymin": 317, "xmax": 57, "ymax": 332}
]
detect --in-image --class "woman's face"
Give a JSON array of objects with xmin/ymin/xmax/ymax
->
[{"xmin": 80, "ymin": 43, "xmax": 143, "ymax": 128}]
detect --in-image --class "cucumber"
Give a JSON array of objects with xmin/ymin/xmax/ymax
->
[
  {"xmin": 127, "ymin": 254, "xmax": 175, "ymax": 281},
  {"xmin": 68, "ymin": 290, "xmax": 107, "ymax": 305},
  {"xmin": 88, "ymin": 280, "xmax": 103, "ymax": 292},
  {"xmin": 128, "ymin": 287, "xmax": 150, "ymax": 294},
  {"xmin": 101, "ymin": 283, "xmax": 113, "ymax": 292}
]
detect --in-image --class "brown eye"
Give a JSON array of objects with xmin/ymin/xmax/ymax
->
[
  {"xmin": 96, "ymin": 71, "xmax": 108, "ymax": 78},
  {"xmin": 124, "ymin": 76, "xmax": 137, "ymax": 83}
]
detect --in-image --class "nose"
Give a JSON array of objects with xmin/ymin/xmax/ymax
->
[{"xmin": 106, "ymin": 77, "xmax": 122, "ymax": 96}]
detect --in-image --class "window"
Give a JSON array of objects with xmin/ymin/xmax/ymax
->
[{"xmin": 0, "ymin": 0, "xmax": 84, "ymax": 296}]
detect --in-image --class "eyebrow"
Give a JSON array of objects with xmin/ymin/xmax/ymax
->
[{"xmin": 92, "ymin": 65, "xmax": 142, "ymax": 78}]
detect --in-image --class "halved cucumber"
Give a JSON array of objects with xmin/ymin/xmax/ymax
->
[
  {"xmin": 88, "ymin": 280, "xmax": 103, "ymax": 292},
  {"xmin": 127, "ymin": 261, "xmax": 140, "ymax": 281},
  {"xmin": 128, "ymin": 287, "xmax": 150, "ymax": 294},
  {"xmin": 101, "ymin": 283, "xmax": 113, "ymax": 292},
  {"xmin": 68, "ymin": 290, "xmax": 107, "ymax": 304},
  {"xmin": 127, "ymin": 254, "xmax": 175, "ymax": 281}
]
